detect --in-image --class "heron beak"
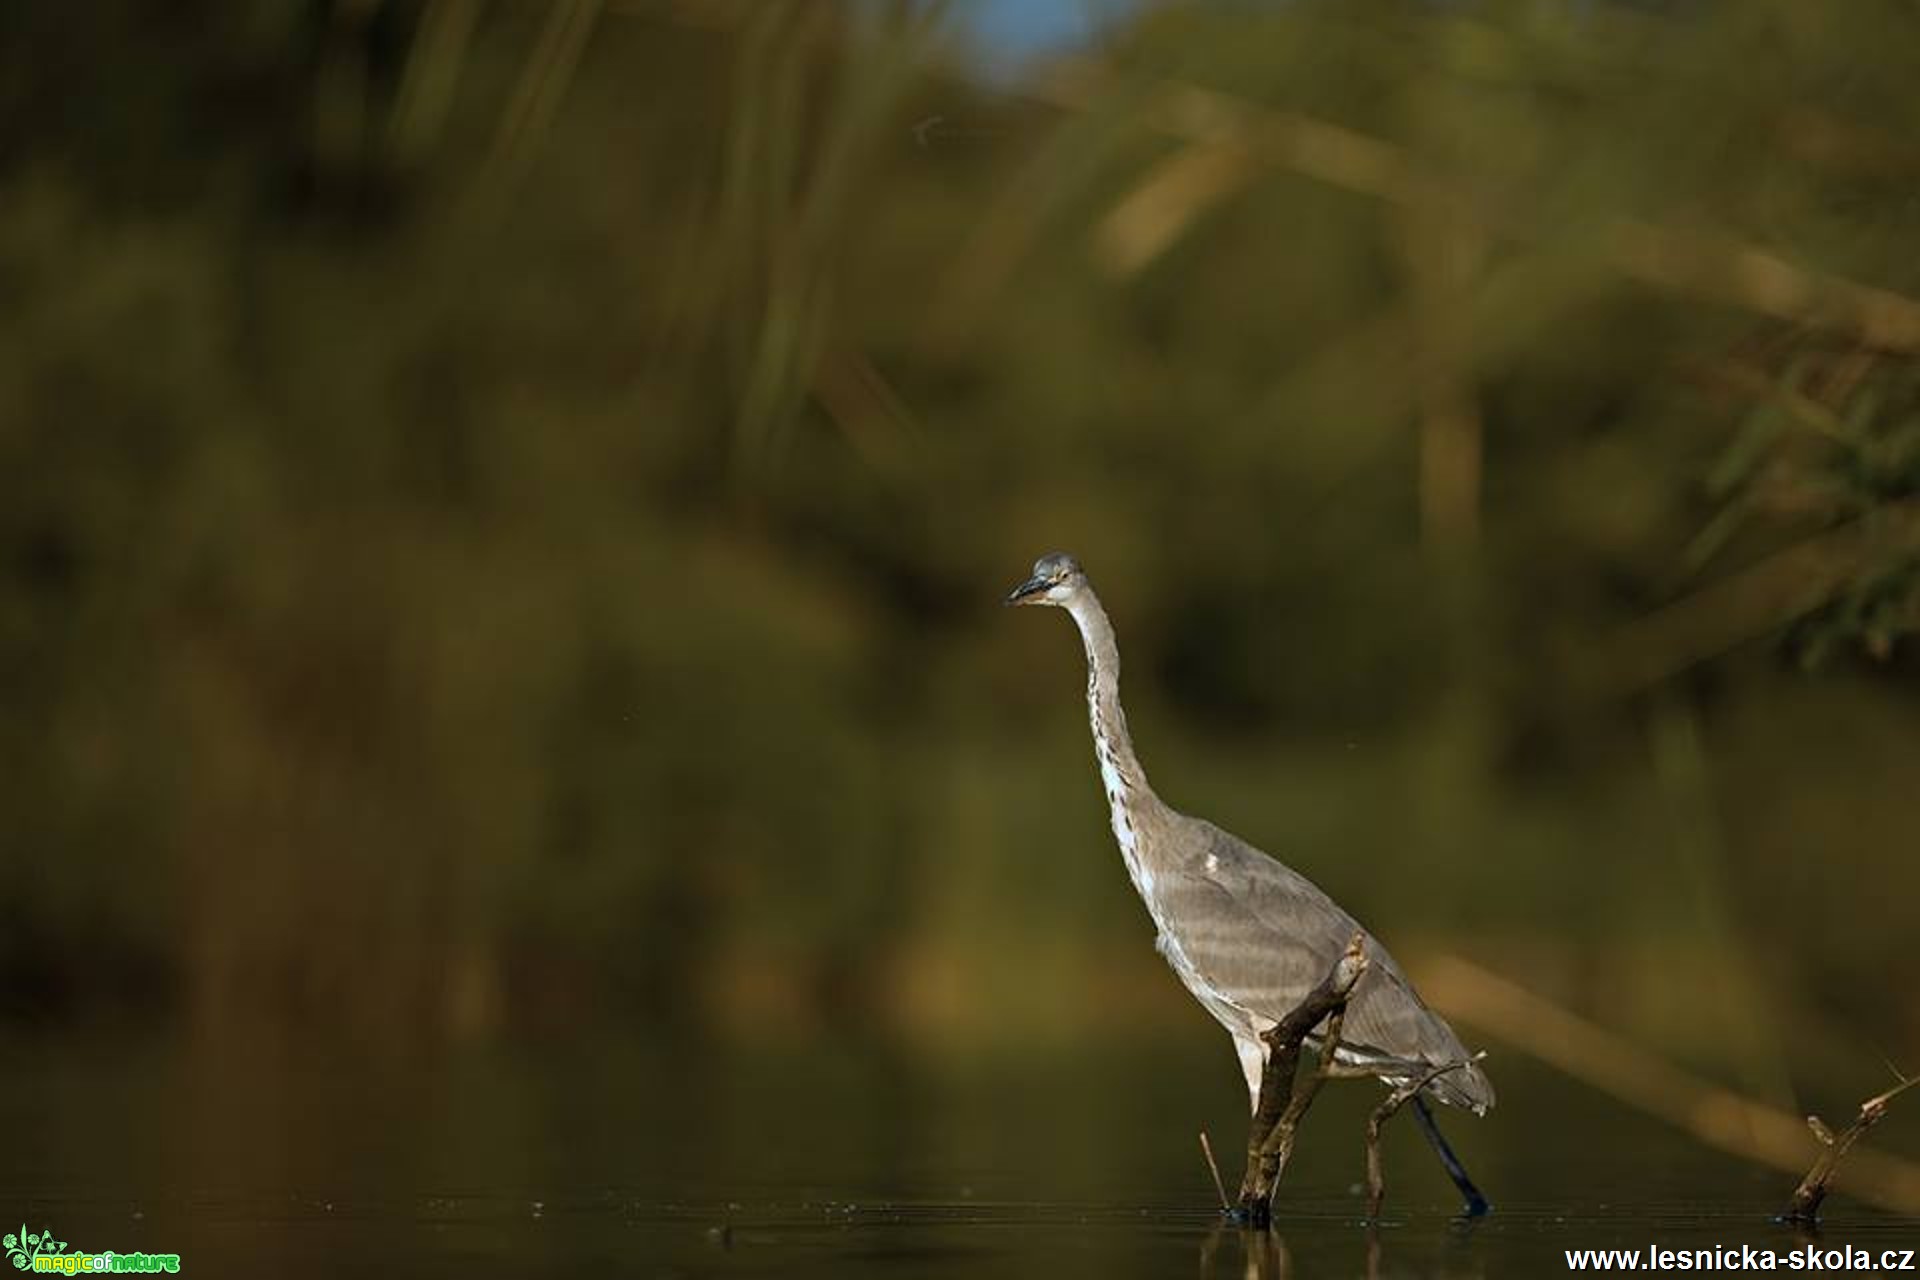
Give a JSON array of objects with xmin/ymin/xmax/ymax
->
[{"xmin": 1005, "ymin": 574, "xmax": 1050, "ymax": 606}]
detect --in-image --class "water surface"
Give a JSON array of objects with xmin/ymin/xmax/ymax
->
[{"xmin": 4, "ymin": 1034, "xmax": 1913, "ymax": 1276}]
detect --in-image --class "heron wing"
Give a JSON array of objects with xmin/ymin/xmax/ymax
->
[{"xmin": 1157, "ymin": 816, "xmax": 1495, "ymax": 1113}]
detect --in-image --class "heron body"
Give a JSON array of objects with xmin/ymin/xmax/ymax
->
[{"xmin": 1008, "ymin": 553, "xmax": 1494, "ymax": 1119}]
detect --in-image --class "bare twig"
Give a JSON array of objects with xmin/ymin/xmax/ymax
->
[
  {"xmin": 1363, "ymin": 1057, "xmax": 1481, "ymax": 1219},
  {"xmin": 1236, "ymin": 933, "xmax": 1369, "ymax": 1224},
  {"xmin": 1783, "ymin": 1074, "xmax": 1920, "ymax": 1224},
  {"xmin": 1258, "ymin": 1004, "xmax": 1350, "ymax": 1169}
]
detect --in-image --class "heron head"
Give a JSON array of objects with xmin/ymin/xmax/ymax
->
[{"xmin": 1005, "ymin": 551, "xmax": 1086, "ymax": 607}]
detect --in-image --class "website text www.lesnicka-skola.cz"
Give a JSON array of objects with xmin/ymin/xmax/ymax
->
[{"xmin": 1565, "ymin": 1245, "xmax": 1917, "ymax": 1272}]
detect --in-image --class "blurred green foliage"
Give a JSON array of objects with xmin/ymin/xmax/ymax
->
[{"xmin": 2, "ymin": 1, "xmax": 1917, "ymax": 1094}]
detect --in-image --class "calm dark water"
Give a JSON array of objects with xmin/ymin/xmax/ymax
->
[{"xmin": 3, "ymin": 1032, "xmax": 1913, "ymax": 1277}]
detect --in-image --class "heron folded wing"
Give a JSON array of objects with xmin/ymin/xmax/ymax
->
[{"xmin": 1162, "ymin": 818, "xmax": 1495, "ymax": 1113}]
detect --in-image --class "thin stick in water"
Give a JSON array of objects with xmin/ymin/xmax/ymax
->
[{"xmin": 1199, "ymin": 1130, "xmax": 1230, "ymax": 1212}]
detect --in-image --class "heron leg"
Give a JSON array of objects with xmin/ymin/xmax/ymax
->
[{"xmin": 1411, "ymin": 1095, "xmax": 1490, "ymax": 1218}]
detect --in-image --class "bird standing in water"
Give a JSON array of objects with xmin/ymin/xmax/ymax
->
[{"xmin": 1005, "ymin": 551, "xmax": 1491, "ymax": 1217}]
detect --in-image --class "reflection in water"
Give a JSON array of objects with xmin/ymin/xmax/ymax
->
[
  {"xmin": 1199, "ymin": 1219, "xmax": 1495, "ymax": 1280},
  {"xmin": 1199, "ymin": 1222, "xmax": 1291, "ymax": 1279}
]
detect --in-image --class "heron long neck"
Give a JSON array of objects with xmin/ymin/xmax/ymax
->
[{"xmin": 1067, "ymin": 589, "xmax": 1159, "ymax": 883}]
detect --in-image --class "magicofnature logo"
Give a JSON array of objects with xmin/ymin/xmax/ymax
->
[{"xmin": 4, "ymin": 1222, "xmax": 180, "ymax": 1274}]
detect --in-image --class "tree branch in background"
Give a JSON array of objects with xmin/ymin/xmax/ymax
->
[
  {"xmin": 388, "ymin": 0, "xmax": 482, "ymax": 163},
  {"xmin": 1423, "ymin": 955, "xmax": 1920, "ymax": 1215},
  {"xmin": 1039, "ymin": 59, "xmax": 1920, "ymax": 351},
  {"xmin": 1783, "ymin": 1074, "xmax": 1920, "ymax": 1225},
  {"xmin": 1599, "ymin": 498, "xmax": 1920, "ymax": 694},
  {"xmin": 635, "ymin": 3, "xmax": 1920, "ymax": 363},
  {"xmin": 1092, "ymin": 137, "xmax": 1259, "ymax": 278},
  {"xmin": 1395, "ymin": 209, "xmax": 1487, "ymax": 554},
  {"xmin": 479, "ymin": 0, "xmax": 603, "ymax": 195}
]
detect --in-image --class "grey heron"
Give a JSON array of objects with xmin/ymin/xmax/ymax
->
[{"xmin": 1006, "ymin": 551, "xmax": 1492, "ymax": 1217}]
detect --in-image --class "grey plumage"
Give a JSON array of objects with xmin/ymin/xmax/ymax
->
[{"xmin": 1007, "ymin": 552, "xmax": 1493, "ymax": 1117}]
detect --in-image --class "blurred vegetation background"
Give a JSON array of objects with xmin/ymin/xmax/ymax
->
[{"xmin": 3, "ymin": 0, "xmax": 1918, "ymax": 1117}]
